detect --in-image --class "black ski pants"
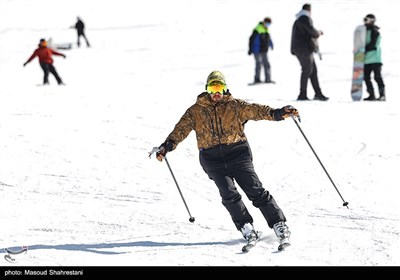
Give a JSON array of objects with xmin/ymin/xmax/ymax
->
[
  {"xmin": 294, "ymin": 51, "xmax": 323, "ymax": 98},
  {"xmin": 364, "ymin": 63, "xmax": 385, "ymax": 94},
  {"xmin": 199, "ymin": 141, "xmax": 286, "ymax": 231},
  {"xmin": 40, "ymin": 62, "xmax": 63, "ymax": 85},
  {"xmin": 77, "ymin": 31, "xmax": 90, "ymax": 47}
]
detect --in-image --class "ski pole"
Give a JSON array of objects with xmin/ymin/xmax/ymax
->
[
  {"xmin": 164, "ymin": 156, "xmax": 195, "ymax": 222},
  {"xmin": 149, "ymin": 147, "xmax": 195, "ymax": 222},
  {"xmin": 290, "ymin": 115, "xmax": 349, "ymax": 208}
]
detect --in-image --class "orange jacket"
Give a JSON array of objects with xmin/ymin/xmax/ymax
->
[{"xmin": 25, "ymin": 46, "xmax": 64, "ymax": 64}]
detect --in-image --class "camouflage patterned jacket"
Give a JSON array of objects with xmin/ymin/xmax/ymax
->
[{"xmin": 165, "ymin": 92, "xmax": 281, "ymax": 151}]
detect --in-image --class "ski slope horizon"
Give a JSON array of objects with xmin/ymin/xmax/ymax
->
[{"xmin": 1, "ymin": 0, "xmax": 400, "ymax": 266}]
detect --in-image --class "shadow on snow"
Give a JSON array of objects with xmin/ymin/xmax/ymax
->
[{"xmin": 5, "ymin": 240, "xmax": 242, "ymax": 255}]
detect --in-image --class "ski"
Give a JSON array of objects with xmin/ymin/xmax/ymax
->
[
  {"xmin": 4, "ymin": 255, "xmax": 16, "ymax": 263},
  {"xmin": 241, "ymin": 231, "xmax": 262, "ymax": 253},
  {"xmin": 5, "ymin": 247, "xmax": 28, "ymax": 255},
  {"xmin": 4, "ymin": 247, "xmax": 28, "ymax": 263}
]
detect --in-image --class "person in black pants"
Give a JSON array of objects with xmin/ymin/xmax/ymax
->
[
  {"xmin": 72, "ymin": 17, "xmax": 90, "ymax": 47},
  {"xmin": 248, "ymin": 17, "xmax": 275, "ymax": 84},
  {"xmin": 23, "ymin": 39, "xmax": 66, "ymax": 85},
  {"xmin": 291, "ymin": 3, "xmax": 328, "ymax": 101},
  {"xmin": 155, "ymin": 70, "xmax": 296, "ymax": 249},
  {"xmin": 363, "ymin": 14, "xmax": 385, "ymax": 101}
]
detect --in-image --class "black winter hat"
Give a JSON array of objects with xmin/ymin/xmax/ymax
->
[
  {"xmin": 365, "ymin": 14, "xmax": 375, "ymax": 20},
  {"xmin": 264, "ymin": 17, "xmax": 272, "ymax": 24},
  {"xmin": 38, "ymin": 38, "xmax": 47, "ymax": 47},
  {"xmin": 302, "ymin": 3, "xmax": 311, "ymax": 11},
  {"xmin": 364, "ymin": 14, "xmax": 376, "ymax": 23}
]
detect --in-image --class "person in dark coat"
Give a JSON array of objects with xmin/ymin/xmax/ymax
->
[
  {"xmin": 73, "ymin": 17, "xmax": 90, "ymax": 47},
  {"xmin": 290, "ymin": 4, "xmax": 328, "ymax": 101},
  {"xmin": 23, "ymin": 38, "xmax": 66, "ymax": 85},
  {"xmin": 362, "ymin": 14, "xmax": 385, "ymax": 101},
  {"xmin": 155, "ymin": 70, "xmax": 297, "ymax": 249},
  {"xmin": 248, "ymin": 17, "xmax": 275, "ymax": 84}
]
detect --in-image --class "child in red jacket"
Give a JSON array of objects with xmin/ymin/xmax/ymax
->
[{"xmin": 23, "ymin": 38, "xmax": 66, "ymax": 85}]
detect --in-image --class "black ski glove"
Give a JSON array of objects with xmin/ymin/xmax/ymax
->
[
  {"xmin": 156, "ymin": 139, "xmax": 175, "ymax": 161},
  {"xmin": 273, "ymin": 105, "xmax": 299, "ymax": 121}
]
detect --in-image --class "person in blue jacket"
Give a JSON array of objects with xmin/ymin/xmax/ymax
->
[
  {"xmin": 363, "ymin": 14, "xmax": 385, "ymax": 101},
  {"xmin": 248, "ymin": 17, "xmax": 275, "ymax": 84}
]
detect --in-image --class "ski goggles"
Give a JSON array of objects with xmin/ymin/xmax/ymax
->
[{"xmin": 206, "ymin": 82, "xmax": 227, "ymax": 94}]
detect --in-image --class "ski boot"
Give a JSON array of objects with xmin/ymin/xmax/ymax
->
[
  {"xmin": 240, "ymin": 223, "xmax": 261, "ymax": 253},
  {"xmin": 273, "ymin": 221, "xmax": 291, "ymax": 251}
]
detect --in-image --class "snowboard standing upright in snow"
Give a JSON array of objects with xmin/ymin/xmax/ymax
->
[{"xmin": 351, "ymin": 25, "xmax": 367, "ymax": 101}]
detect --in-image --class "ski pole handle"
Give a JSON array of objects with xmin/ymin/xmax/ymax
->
[
  {"xmin": 148, "ymin": 147, "xmax": 160, "ymax": 158},
  {"xmin": 290, "ymin": 113, "xmax": 301, "ymax": 123}
]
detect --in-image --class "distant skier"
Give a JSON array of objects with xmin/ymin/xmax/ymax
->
[
  {"xmin": 72, "ymin": 17, "xmax": 91, "ymax": 47},
  {"xmin": 155, "ymin": 70, "xmax": 296, "ymax": 251},
  {"xmin": 23, "ymin": 38, "xmax": 66, "ymax": 85}
]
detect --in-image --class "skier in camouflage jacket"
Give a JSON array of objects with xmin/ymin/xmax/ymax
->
[{"xmin": 156, "ymin": 70, "xmax": 298, "ymax": 241}]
